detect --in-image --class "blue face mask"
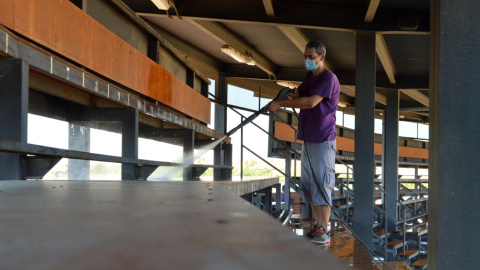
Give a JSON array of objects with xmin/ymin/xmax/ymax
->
[{"xmin": 304, "ymin": 59, "xmax": 318, "ymax": 71}]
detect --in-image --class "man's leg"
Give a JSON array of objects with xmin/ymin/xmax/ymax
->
[{"xmin": 313, "ymin": 204, "xmax": 331, "ymax": 230}]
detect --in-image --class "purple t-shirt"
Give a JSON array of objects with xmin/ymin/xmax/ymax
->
[{"xmin": 297, "ymin": 70, "xmax": 340, "ymax": 143}]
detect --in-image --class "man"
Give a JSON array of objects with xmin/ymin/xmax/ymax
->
[{"xmin": 267, "ymin": 40, "xmax": 339, "ymax": 244}]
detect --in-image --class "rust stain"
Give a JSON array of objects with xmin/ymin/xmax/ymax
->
[{"xmin": 1, "ymin": 0, "xmax": 210, "ymax": 123}]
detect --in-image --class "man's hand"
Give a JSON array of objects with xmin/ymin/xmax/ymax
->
[
  {"xmin": 266, "ymin": 100, "xmax": 281, "ymax": 112},
  {"xmin": 287, "ymin": 88, "xmax": 299, "ymax": 100}
]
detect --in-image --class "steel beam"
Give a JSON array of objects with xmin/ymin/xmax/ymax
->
[
  {"xmin": 375, "ymin": 32, "xmax": 396, "ymax": 84},
  {"xmin": 353, "ymin": 31, "xmax": 376, "ymax": 251},
  {"xmin": 187, "ymin": 20, "xmax": 276, "ymax": 76},
  {"xmin": 0, "ymin": 59, "xmax": 29, "ymax": 180},
  {"xmin": 262, "ymin": 0, "xmax": 275, "ymax": 16},
  {"xmin": 364, "ymin": 0, "xmax": 381, "ymax": 23},
  {"xmin": 429, "ymin": 0, "xmax": 480, "ymax": 269},
  {"xmin": 401, "ymin": 89, "xmax": 429, "ymax": 107},
  {"xmin": 134, "ymin": 0, "xmax": 429, "ymax": 33},
  {"xmin": 223, "ymin": 65, "xmax": 429, "ymax": 89},
  {"xmin": 0, "ymin": 139, "xmax": 180, "ymax": 167},
  {"xmin": 382, "ymin": 90, "xmax": 399, "ymax": 227},
  {"xmin": 277, "ymin": 26, "xmax": 333, "ymax": 71},
  {"xmin": 122, "ymin": 108, "xmax": 139, "ymax": 180}
]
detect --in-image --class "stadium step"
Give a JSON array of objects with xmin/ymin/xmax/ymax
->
[
  {"xmin": 398, "ymin": 249, "xmax": 420, "ymax": 260},
  {"xmin": 387, "ymin": 240, "xmax": 405, "ymax": 249},
  {"xmin": 411, "ymin": 259, "xmax": 427, "ymax": 270}
]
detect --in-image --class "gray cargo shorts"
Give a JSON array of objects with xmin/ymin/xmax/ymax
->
[{"xmin": 300, "ymin": 140, "xmax": 336, "ymax": 206}]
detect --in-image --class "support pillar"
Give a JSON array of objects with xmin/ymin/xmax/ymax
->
[
  {"xmin": 353, "ymin": 31, "xmax": 376, "ymax": 251},
  {"xmin": 222, "ymin": 143, "xmax": 232, "ymax": 180},
  {"xmin": 382, "ymin": 90, "xmax": 399, "ymax": 227},
  {"xmin": 429, "ymin": 1, "xmax": 480, "ymax": 268},
  {"xmin": 68, "ymin": 124, "xmax": 90, "ymax": 180},
  {"xmin": 214, "ymin": 74, "xmax": 227, "ymax": 180},
  {"xmin": 183, "ymin": 130, "xmax": 194, "ymax": 181},
  {"xmin": 121, "ymin": 108, "xmax": 139, "ymax": 180},
  {"xmin": 0, "ymin": 59, "xmax": 29, "ymax": 180}
]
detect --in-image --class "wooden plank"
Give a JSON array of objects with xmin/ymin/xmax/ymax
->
[{"xmin": 5, "ymin": 0, "xmax": 210, "ymax": 123}]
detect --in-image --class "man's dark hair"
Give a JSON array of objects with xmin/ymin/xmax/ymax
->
[{"xmin": 306, "ymin": 40, "xmax": 326, "ymax": 56}]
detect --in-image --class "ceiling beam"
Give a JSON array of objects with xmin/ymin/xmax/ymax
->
[
  {"xmin": 262, "ymin": 0, "xmax": 275, "ymax": 16},
  {"xmin": 364, "ymin": 0, "xmax": 381, "ymax": 23},
  {"xmin": 277, "ymin": 26, "xmax": 333, "ymax": 71},
  {"xmin": 146, "ymin": 23, "xmax": 223, "ymax": 71},
  {"xmin": 375, "ymin": 32, "xmax": 397, "ymax": 84},
  {"xmin": 187, "ymin": 19, "xmax": 276, "ymax": 76},
  {"xmin": 133, "ymin": 0, "xmax": 429, "ymax": 33},
  {"xmin": 222, "ymin": 65, "xmax": 429, "ymax": 89},
  {"xmin": 401, "ymin": 89, "xmax": 429, "ymax": 107},
  {"xmin": 343, "ymin": 86, "xmax": 387, "ymax": 105}
]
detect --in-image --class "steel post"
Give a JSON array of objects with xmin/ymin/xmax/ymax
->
[
  {"xmin": 382, "ymin": 90, "xmax": 399, "ymax": 228},
  {"xmin": 121, "ymin": 108, "xmax": 139, "ymax": 180},
  {"xmin": 429, "ymin": 1, "xmax": 480, "ymax": 268},
  {"xmin": 214, "ymin": 74, "xmax": 227, "ymax": 180},
  {"xmin": 0, "ymin": 59, "xmax": 29, "ymax": 180},
  {"xmin": 353, "ymin": 31, "xmax": 376, "ymax": 251}
]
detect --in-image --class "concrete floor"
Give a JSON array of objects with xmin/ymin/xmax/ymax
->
[{"xmin": 0, "ymin": 180, "xmax": 349, "ymax": 270}]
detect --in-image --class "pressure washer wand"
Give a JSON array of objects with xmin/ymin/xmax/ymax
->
[
  {"xmin": 226, "ymin": 107, "xmax": 266, "ymax": 137},
  {"xmin": 225, "ymin": 87, "xmax": 293, "ymax": 137}
]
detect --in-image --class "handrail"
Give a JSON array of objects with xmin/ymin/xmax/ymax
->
[{"xmin": 221, "ymin": 96, "xmax": 426, "ymax": 266}]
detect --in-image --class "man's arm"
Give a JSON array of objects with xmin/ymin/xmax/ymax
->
[{"xmin": 266, "ymin": 95, "xmax": 324, "ymax": 112}]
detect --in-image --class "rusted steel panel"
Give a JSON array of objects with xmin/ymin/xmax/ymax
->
[
  {"xmin": 2, "ymin": 0, "xmax": 210, "ymax": 123},
  {"xmin": 399, "ymin": 146, "xmax": 428, "ymax": 159},
  {"xmin": 274, "ymin": 122, "xmax": 302, "ymax": 143},
  {"xmin": 0, "ymin": 0, "xmax": 14, "ymax": 29},
  {"xmin": 274, "ymin": 121, "xmax": 429, "ymax": 159}
]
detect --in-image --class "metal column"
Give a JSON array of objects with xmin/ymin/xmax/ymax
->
[
  {"xmin": 429, "ymin": 1, "xmax": 480, "ymax": 269},
  {"xmin": 68, "ymin": 124, "xmax": 91, "ymax": 180},
  {"xmin": 222, "ymin": 143, "xmax": 232, "ymax": 181},
  {"xmin": 353, "ymin": 31, "xmax": 376, "ymax": 251},
  {"xmin": 214, "ymin": 74, "xmax": 227, "ymax": 180},
  {"xmin": 382, "ymin": 90, "xmax": 399, "ymax": 227},
  {"xmin": 121, "ymin": 108, "xmax": 139, "ymax": 180},
  {"xmin": 0, "ymin": 59, "xmax": 29, "ymax": 180}
]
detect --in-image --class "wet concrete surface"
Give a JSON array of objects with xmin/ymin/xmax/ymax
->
[{"xmin": 298, "ymin": 220, "xmax": 413, "ymax": 270}]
